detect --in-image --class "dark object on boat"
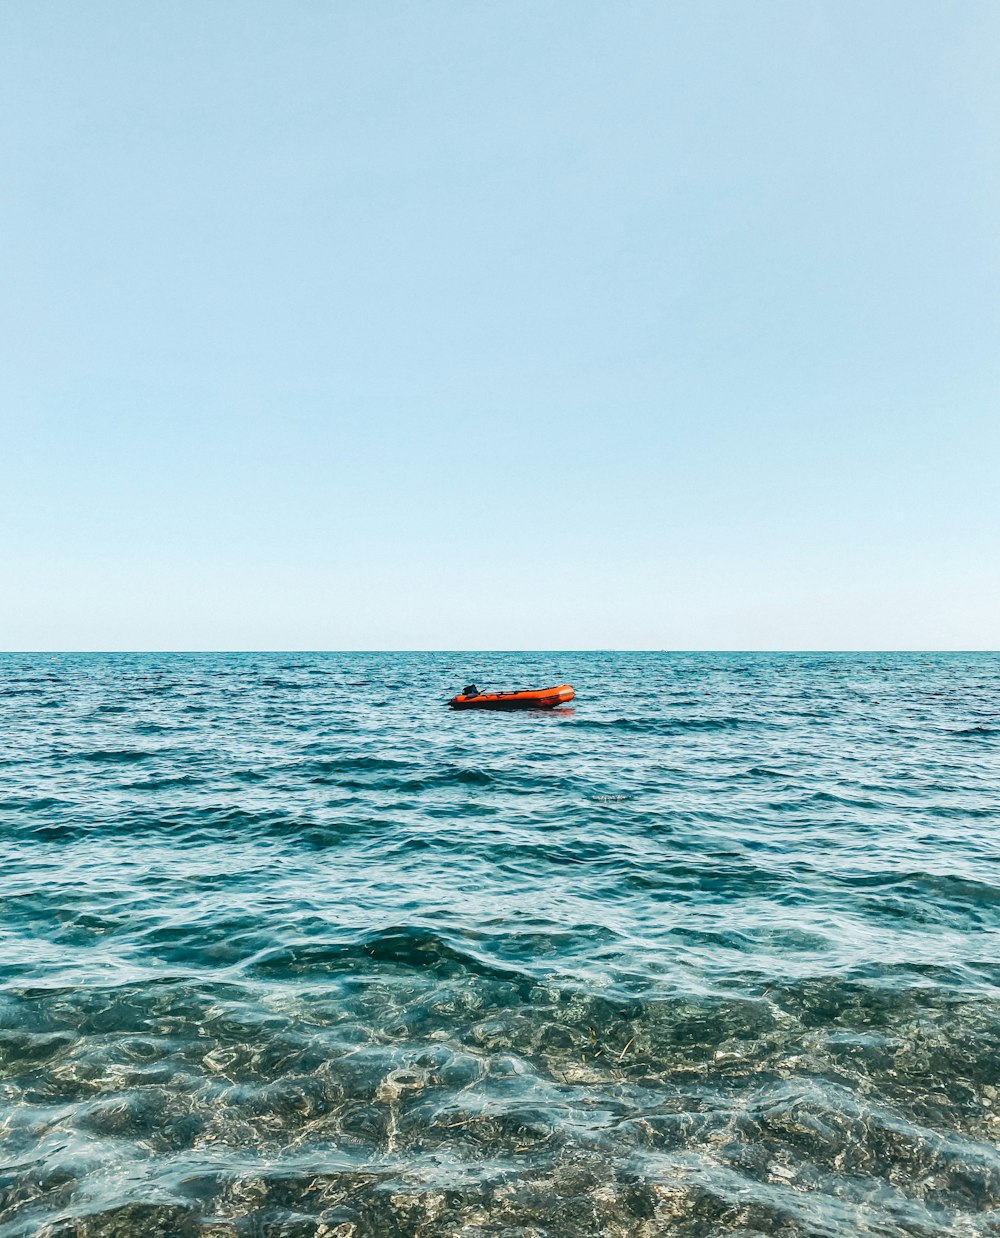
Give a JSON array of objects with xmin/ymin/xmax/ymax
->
[{"xmin": 449, "ymin": 684, "xmax": 575, "ymax": 710}]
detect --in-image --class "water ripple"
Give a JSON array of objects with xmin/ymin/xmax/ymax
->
[{"xmin": 0, "ymin": 652, "xmax": 999, "ymax": 1235}]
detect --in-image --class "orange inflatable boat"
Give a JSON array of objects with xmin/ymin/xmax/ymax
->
[{"xmin": 449, "ymin": 683, "xmax": 575, "ymax": 710}]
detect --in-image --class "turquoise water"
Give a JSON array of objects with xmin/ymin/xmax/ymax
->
[{"xmin": 1, "ymin": 652, "xmax": 999, "ymax": 1236}]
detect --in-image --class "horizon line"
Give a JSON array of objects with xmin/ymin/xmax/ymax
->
[{"xmin": 1, "ymin": 649, "xmax": 997, "ymax": 656}]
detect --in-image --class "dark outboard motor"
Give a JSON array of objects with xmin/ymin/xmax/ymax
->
[{"xmin": 462, "ymin": 683, "xmax": 480, "ymax": 697}]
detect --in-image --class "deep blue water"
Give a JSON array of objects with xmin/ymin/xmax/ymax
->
[{"xmin": 1, "ymin": 652, "xmax": 999, "ymax": 1237}]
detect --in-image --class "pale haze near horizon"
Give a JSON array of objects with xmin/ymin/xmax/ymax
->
[{"xmin": 2, "ymin": 2, "xmax": 997, "ymax": 651}]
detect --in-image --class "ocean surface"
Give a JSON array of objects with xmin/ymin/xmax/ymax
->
[{"xmin": 1, "ymin": 652, "xmax": 999, "ymax": 1238}]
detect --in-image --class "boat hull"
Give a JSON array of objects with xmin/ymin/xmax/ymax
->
[{"xmin": 449, "ymin": 684, "xmax": 575, "ymax": 710}]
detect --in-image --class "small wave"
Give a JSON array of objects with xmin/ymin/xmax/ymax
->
[
  {"xmin": 245, "ymin": 925, "xmax": 533, "ymax": 989},
  {"xmin": 233, "ymin": 767, "xmax": 269, "ymax": 783},
  {"xmin": 302, "ymin": 754, "xmax": 412, "ymax": 774},
  {"xmin": 76, "ymin": 748, "xmax": 156, "ymax": 764},
  {"xmin": 399, "ymin": 766, "xmax": 496, "ymax": 791},
  {"xmin": 573, "ymin": 715, "xmax": 750, "ymax": 734},
  {"xmin": 840, "ymin": 868, "xmax": 1000, "ymax": 911},
  {"xmin": 123, "ymin": 774, "xmax": 204, "ymax": 790},
  {"xmin": 802, "ymin": 789, "xmax": 886, "ymax": 809},
  {"xmin": 0, "ymin": 795, "xmax": 68, "ymax": 811},
  {"xmin": 303, "ymin": 758, "xmax": 496, "ymax": 792}
]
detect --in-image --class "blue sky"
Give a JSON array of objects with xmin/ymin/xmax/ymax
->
[{"xmin": 2, "ymin": 2, "xmax": 997, "ymax": 649}]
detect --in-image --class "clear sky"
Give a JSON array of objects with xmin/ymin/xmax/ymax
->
[{"xmin": 2, "ymin": 2, "xmax": 997, "ymax": 650}]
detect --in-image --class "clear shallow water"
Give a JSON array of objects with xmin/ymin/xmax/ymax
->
[{"xmin": 1, "ymin": 651, "xmax": 999, "ymax": 1238}]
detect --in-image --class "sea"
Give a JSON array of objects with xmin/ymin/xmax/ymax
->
[{"xmin": 1, "ymin": 651, "xmax": 998, "ymax": 1237}]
